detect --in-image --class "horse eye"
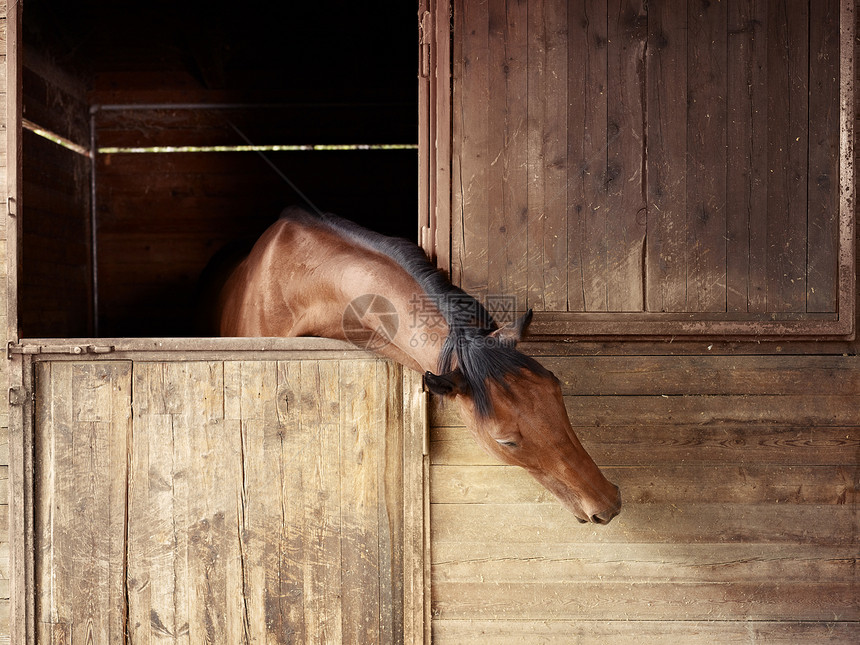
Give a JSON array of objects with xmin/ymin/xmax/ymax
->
[{"xmin": 496, "ymin": 439, "xmax": 518, "ymax": 448}]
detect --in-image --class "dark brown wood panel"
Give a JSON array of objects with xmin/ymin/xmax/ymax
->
[{"xmin": 450, "ymin": 0, "xmax": 852, "ymax": 337}]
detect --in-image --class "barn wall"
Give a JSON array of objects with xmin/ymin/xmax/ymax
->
[
  {"xmin": 428, "ymin": 1, "xmax": 859, "ymax": 640},
  {"xmin": 428, "ymin": 351, "xmax": 859, "ymax": 642},
  {"xmin": 450, "ymin": 0, "xmax": 850, "ymax": 338}
]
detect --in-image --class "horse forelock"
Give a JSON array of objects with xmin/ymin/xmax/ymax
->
[{"xmin": 281, "ymin": 207, "xmax": 544, "ymax": 415}]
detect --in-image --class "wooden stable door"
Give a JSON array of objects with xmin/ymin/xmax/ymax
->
[
  {"xmin": 29, "ymin": 354, "xmax": 426, "ymax": 644},
  {"xmin": 445, "ymin": 0, "xmax": 854, "ymax": 338}
]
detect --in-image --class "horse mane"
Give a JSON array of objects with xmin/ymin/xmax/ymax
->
[{"xmin": 281, "ymin": 206, "xmax": 550, "ymax": 416}]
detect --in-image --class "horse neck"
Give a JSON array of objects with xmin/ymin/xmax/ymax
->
[{"xmin": 339, "ymin": 253, "xmax": 448, "ymax": 374}]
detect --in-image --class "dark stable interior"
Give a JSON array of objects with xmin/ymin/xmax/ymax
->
[{"xmin": 21, "ymin": 1, "xmax": 418, "ymax": 337}]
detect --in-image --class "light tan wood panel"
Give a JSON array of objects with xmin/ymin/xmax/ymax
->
[
  {"xmin": 32, "ymin": 357, "xmax": 416, "ymax": 644},
  {"xmin": 433, "ymin": 619, "xmax": 860, "ymax": 644},
  {"xmin": 34, "ymin": 361, "xmax": 132, "ymax": 644}
]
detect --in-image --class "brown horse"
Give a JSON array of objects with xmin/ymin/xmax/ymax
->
[{"xmin": 213, "ymin": 207, "xmax": 621, "ymax": 524}]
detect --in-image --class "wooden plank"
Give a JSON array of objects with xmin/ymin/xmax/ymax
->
[
  {"xmin": 35, "ymin": 362, "xmax": 131, "ymax": 643},
  {"xmin": 486, "ymin": 0, "xmax": 528, "ymax": 310},
  {"xmin": 604, "ymin": 0, "xmax": 647, "ymax": 312},
  {"xmin": 568, "ymin": 0, "xmax": 609, "ymax": 312},
  {"xmin": 402, "ymin": 370, "xmax": 428, "ymax": 645},
  {"xmin": 431, "ymin": 579, "xmax": 858, "ymax": 621},
  {"xmin": 430, "ymin": 464, "xmax": 857, "ymax": 505},
  {"xmin": 766, "ymin": 0, "xmax": 809, "ymax": 312},
  {"xmin": 299, "ymin": 361, "xmax": 343, "ymax": 643},
  {"xmin": 433, "ymin": 0, "xmax": 453, "ymax": 277},
  {"xmin": 430, "ymin": 424, "xmax": 860, "ymax": 467},
  {"xmin": 339, "ymin": 360, "xmax": 381, "ymax": 643},
  {"xmin": 431, "ymin": 393, "xmax": 860, "ymax": 428},
  {"xmin": 452, "ymin": 0, "xmax": 490, "ymax": 298},
  {"xmin": 539, "ymin": 354, "xmax": 860, "ymax": 396},
  {"xmin": 526, "ymin": 0, "xmax": 568, "ymax": 311},
  {"xmin": 169, "ymin": 362, "xmax": 242, "ymax": 643},
  {"xmin": 432, "ymin": 619, "xmax": 860, "ymax": 644},
  {"xmin": 430, "ymin": 502, "xmax": 858, "ymax": 546},
  {"xmin": 806, "ymin": 0, "xmax": 841, "ymax": 312},
  {"xmin": 726, "ymin": 0, "xmax": 768, "ymax": 313},
  {"xmin": 432, "ymin": 542, "xmax": 858, "ymax": 585},
  {"xmin": 686, "ymin": 0, "xmax": 727, "ymax": 312},
  {"xmin": 645, "ymin": 0, "xmax": 687, "ymax": 312}
]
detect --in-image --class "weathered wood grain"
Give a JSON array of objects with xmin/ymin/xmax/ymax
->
[
  {"xmin": 431, "ymin": 464, "xmax": 857, "ymax": 505},
  {"xmin": 431, "ymin": 502, "xmax": 857, "ymax": 546},
  {"xmin": 645, "ymin": 0, "xmax": 687, "ymax": 312},
  {"xmin": 30, "ymin": 357, "xmax": 417, "ymax": 644},
  {"xmin": 432, "ymin": 541, "xmax": 857, "ymax": 585},
  {"xmin": 726, "ymin": 0, "xmax": 768, "ymax": 313},
  {"xmin": 487, "ymin": 0, "xmax": 528, "ymax": 309},
  {"xmin": 686, "ymin": 0, "xmax": 728, "ymax": 312},
  {"xmin": 807, "ymin": 0, "xmax": 841, "ymax": 312},
  {"xmin": 432, "ymin": 579, "xmax": 858, "ymax": 621},
  {"xmin": 34, "ymin": 362, "xmax": 131, "ymax": 644},
  {"xmin": 605, "ymin": 0, "xmax": 647, "ymax": 312},
  {"xmin": 568, "ymin": 0, "xmax": 609, "ymax": 312},
  {"xmin": 432, "ymin": 619, "xmax": 860, "ymax": 644},
  {"xmin": 431, "ymin": 393, "xmax": 860, "ymax": 428},
  {"xmin": 766, "ymin": 0, "xmax": 810, "ymax": 312},
  {"xmin": 526, "ymin": 0, "xmax": 568, "ymax": 311},
  {"xmin": 431, "ymin": 424, "xmax": 860, "ymax": 467}
]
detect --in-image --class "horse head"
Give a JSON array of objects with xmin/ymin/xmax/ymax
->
[{"xmin": 425, "ymin": 310, "xmax": 621, "ymax": 524}]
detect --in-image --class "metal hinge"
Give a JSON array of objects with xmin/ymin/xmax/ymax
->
[{"xmin": 6, "ymin": 341, "xmax": 116, "ymax": 359}]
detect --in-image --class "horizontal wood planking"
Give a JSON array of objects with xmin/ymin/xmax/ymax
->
[
  {"xmin": 429, "ymin": 346, "xmax": 859, "ymax": 634},
  {"xmin": 430, "ymin": 502, "xmax": 857, "ymax": 546},
  {"xmin": 433, "ymin": 619, "xmax": 860, "ymax": 645},
  {"xmin": 431, "ymin": 464, "xmax": 857, "ymax": 505},
  {"xmin": 432, "ymin": 424, "xmax": 860, "ymax": 467},
  {"xmin": 431, "ymin": 393, "xmax": 860, "ymax": 427},
  {"xmin": 433, "ymin": 542, "xmax": 856, "ymax": 585}
]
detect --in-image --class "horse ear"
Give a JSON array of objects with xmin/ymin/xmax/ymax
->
[
  {"xmin": 489, "ymin": 309, "xmax": 534, "ymax": 345},
  {"xmin": 424, "ymin": 369, "xmax": 468, "ymax": 396}
]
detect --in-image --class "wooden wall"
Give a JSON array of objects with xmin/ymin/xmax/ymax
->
[
  {"xmin": 451, "ymin": 0, "xmax": 847, "ymax": 332},
  {"xmin": 429, "ymin": 349, "xmax": 859, "ymax": 642}
]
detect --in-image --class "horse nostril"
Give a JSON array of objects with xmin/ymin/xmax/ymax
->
[{"xmin": 590, "ymin": 514, "xmax": 607, "ymax": 525}]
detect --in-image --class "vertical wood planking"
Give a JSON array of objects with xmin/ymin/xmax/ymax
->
[
  {"xmin": 487, "ymin": 0, "xmax": 529, "ymax": 309},
  {"xmin": 35, "ymin": 362, "xmax": 131, "ymax": 644},
  {"xmin": 726, "ymin": 0, "xmax": 769, "ymax": 313},
  {"xmin": 807, "ymin": 0, "xmax": 841, "ymax": 312},
  {"xmin": 645, "ymin": 0, "xmax": 687, "ymax": 312},
  {"xmin": 687, "ymin": 0, "xmax": 728, "ymax": 312},
  {"xmin": 30, "ymin": 356, "xmax": 415, "ymax": 643},
  {"xmin": 300, "ymin": 360, "xmax": 344, "ymax": 643},
  {"xmin": 568, "ymin": 0, "xmax": 610, "ymax": 312},
  {"xmin": 766, "ymin": 0, "xmax": 809, "ymax": 311},
  {"xmin": 453, "ymin": 0, "xmax": 490, "ymax": 299},
  {"xmin": 605, "ymin": 0, "xmax": 647, "ymax": 311},
  {"xmin": 339, "ymin": 360, "xmax": 381, "ymax": 643},
  {"xmin": 527, "ymin": 0, "xmax": 569, "ymax": 311}
]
